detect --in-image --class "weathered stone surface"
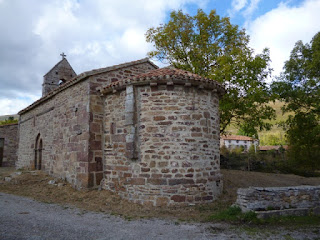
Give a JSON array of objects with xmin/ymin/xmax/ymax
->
[
  {"xmin": 256, "ymin": 208, "xmax": 310, "ymax": 219},
  {"xmin": 236, "ymin": 185, "xmax": 320, "ymax": 218},
  {"xmin": 17, "ymin": 59, "xmax": 157, "ymax": 189},
  {"xmin": 17, "ymin": 58, "xmax": 224, "ymax": 206},
  {"xmin": 42, "ymin": 58, "xmax": 76, "ymax": 96},
  {"xmin": 48, "ymin": 180, "xmax": 56, "ymax": 185},
  {"xmin": 0, "ymin": 123, "xmax": 18, "ymax": 167},
  {"xmin": 102, "ymin": 83, "xmax": 223, "ymax": 206},
  {"xmin": 4, "ymin": 177, "xmax": 12, "ymax": 182}
]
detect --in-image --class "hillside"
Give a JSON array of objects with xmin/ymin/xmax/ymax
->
[
  {"xmin": 0, "ymin": 114, "xmax": 19, "ymax": 121},
  {"xmin": 226, "ymin": 100, "xmax": 291, "ymax": 145}
]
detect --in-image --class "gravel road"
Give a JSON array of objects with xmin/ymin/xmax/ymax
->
[
  {"xmin": 0, "ymin": 193, "xmax": 228, "ymax": 240},
  {"xmin": 0, "ymin": 193, "xmax": 319, "ymax": 240}
]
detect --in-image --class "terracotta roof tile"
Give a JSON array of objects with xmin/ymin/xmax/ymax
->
[
  {"xmin": 259, "ymin": 145, "xmax": 288, "ymax": 151},
  {"xmin": 221, "ymin": 135, "xmax": 256, "ymax": 141},
  {"xmin": 100, "ymin": 67, "xmax": 225, "ymax": 95}
]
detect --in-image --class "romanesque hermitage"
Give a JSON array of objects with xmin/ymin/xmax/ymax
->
[{"xmin": 16, "ymin": 56, "xmax": 225, "ymax": 206}]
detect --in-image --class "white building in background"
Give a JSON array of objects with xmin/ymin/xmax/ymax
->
[{"xmin": 220, "ymin": 135, "xmax": 259, "ymax": 151}]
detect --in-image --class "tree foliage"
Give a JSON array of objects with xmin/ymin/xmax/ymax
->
[
  {"xmin": 146, "ymin": 9, "xmax": 275, "ymax": 133},
  {"xmin": 237, "ymin": 122, "xmax": 258, "ymax": 138},
  {"xmin": 272, "ymin": 32, "xmax": 320, "ymax": 169}
]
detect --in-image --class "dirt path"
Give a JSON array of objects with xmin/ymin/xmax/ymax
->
[
  {"xmin": 0, "ymin": 192, "xmax": 227, "ymax": 240},
  {"xmin": 1, "ymin": 168, "xmax": 320, "ymax": 239},
  {"xmin": 1, "ymin": 193, "xmax": 320, "ymax": 240},
  {"xmin": 1, "ymin": 168, "xmax": 320, "ymax": 222}
]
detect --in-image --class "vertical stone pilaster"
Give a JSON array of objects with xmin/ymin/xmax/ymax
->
[{"xmin": 125, "ymin": 85, "xmax": 137, "ymax": 159}]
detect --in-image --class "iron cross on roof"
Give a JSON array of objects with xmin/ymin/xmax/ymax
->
[{"xmin": 60, "ymin": 52, "xmax": 66, "ymax": 59}]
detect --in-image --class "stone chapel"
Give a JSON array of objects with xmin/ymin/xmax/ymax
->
[{"xmin": 17, "ymin": 56, "xmax": 225, "ymax": 206}]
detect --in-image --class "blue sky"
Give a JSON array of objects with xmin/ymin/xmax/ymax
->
[
  {"xmin": 184, "ymin": 0, "xmax": 304, "ymax": 26},
  {"xmin": 0, "ymin": 0, "xmax": 319, "ymax": 115}
]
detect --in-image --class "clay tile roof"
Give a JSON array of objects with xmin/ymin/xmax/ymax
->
[
  {"xmin": 19, "ymin": 58, "xmax": 157, "ymax": 115},
  {"xmin": 100, "ymin": 67, "xmax": 225, "ymax": 96},
  {"xmin": 221, "ymin": 135, "xmax": 256, "ymax": 141},
  {"xmin": 259, "ymin": 145, "xmax": 288, "ymax": 151}
]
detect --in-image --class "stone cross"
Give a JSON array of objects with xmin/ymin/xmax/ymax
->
[{"xmin": 60, "ymin": 52, "xmax": 66, "ymax": 59}]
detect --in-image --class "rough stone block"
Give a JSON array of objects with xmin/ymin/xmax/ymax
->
[
  {"xmin": 130, "ymin": 178, "xmax": 146, "ymax": 185},
  {"xmin": 171, "ymin": 195, "xmax": 186, "ymax": 202}
]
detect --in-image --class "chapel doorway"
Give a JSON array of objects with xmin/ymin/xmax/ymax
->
[{"xmin": 34, "ymin": 134, "xmax": 43, "ymax": 170}]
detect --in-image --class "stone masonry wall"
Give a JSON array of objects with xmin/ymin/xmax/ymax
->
[
  {"xmin": 102, "ymin": 84, "xmax": 222, "ymax": 206},
  {"xmin": 87, "ymin": 62, "xmax": 157, "ymax": 186},
  {"xmin": 18, "ymin": 61, "xmax": 156, "ymax": 189},
  {"xmin": 18, "ymin": 80, "xmax": 90, "ymax": 188},
  {"xmin": 0, "ymin": 123, "xmax": 18, "ymax": 167},
  {"xmin": 236, "ymin": 186, "xmax": 320, "ymax": 213}
]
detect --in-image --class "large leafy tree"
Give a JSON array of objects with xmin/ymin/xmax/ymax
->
[
  {"xmin": 146, "ymin": 9, "xmax": 275, "ymax": 133},
  {"xmin": 272, "ymin": 32, "xmax": 320, "ymax": 169}
]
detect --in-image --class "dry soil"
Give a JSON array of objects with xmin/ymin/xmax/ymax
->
[{"xmin": 1, "ymin": 167, "xmax": 320, "ymax": 222}]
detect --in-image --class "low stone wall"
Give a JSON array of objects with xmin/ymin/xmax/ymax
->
[{"xmin": 236, "ymin": 185, "xmax": 320, "ymax": 218}]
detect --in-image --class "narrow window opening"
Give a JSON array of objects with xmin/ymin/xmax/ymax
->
[
  {"xmin": 34, "ymin": 134, "xmax": 43, "ymax": 170},
  {"xmin": 0, "ymin": 138, "xmax": 4, "ymax": 167}
]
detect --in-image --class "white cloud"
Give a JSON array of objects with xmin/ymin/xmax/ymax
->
[
  {"xmin": 243, "ymin": 0, "xmax": 261, "ymax": 17},
  {"xmin": 247, "ymin": 0, "xmax": 320, "ymax": 78},
  {"xmin": 232, "ymin": 0, "xmax": 248, "ymax": 12},
  {"xmin": 0, "ymin": 95, "xmax": 39, "ymax": 115},
  {"xmin": 229, "ymin": 0, "xmax": 261, "ymax": 19},
  {"xmin": 0, "ymin": 0, "xmax": 207, "ymax": 115}
]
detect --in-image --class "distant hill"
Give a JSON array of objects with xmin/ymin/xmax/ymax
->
[
  {"xmin": 226, "ymin": 100, "xmax": 291, "ymax": 146},
  {"xmin": 0, "ymin": 114, "xmax": 19, "ymax": 121}
]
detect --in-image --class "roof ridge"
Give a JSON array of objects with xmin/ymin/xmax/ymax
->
[
  {"xmin": 43, "ymin": 58, "xmax": 75, "ymax": 77},
  {"xmin": 19, "ymin": 58, "xmax": 158, "ymax": 115},
  {"xmin": 221, "ymin": 135, "xmax": 256, "ymax": 140},
  {"xmin": 100, "ymin": 67, "xmax": 225, "ymax": 95}
]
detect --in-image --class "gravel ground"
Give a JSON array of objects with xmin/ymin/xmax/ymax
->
[{"xmin": 1, "ymin": 193, "xmax": 319, "ymax": 240}]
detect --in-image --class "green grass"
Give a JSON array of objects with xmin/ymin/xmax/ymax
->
[
  {"xmin": 208, "ymin": 206, "xmax": 258, "ymax": 223},
  {"xmin": 208, "ymin": 206, "xmax": 320, "ymax": 227}
]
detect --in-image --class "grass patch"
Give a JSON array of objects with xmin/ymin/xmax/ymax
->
[
  {"xmin": 209, "ymin": 206, "xmax": 320, "ymax": 227},
  {"xmin": 208, "ymin": 206, "xmax": 259, "ymax": 223},
  {"xmin": 264, "ymin": 215, "xmax": 320, "ymax": 226}
]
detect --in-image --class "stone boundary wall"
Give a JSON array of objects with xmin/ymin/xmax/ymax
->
[
  {"xmin": 236, "ymin": 186, "xmax": 320, "ymax": 218},
  {"xmin": 0, "ymin": 123, "xmax": 18, "ymax": 167}
]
